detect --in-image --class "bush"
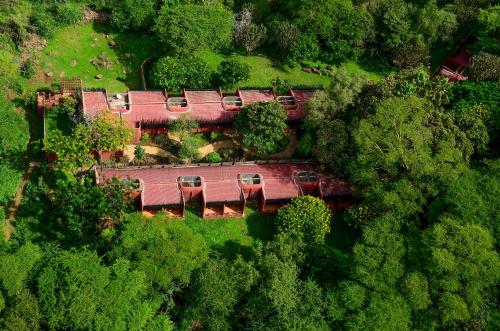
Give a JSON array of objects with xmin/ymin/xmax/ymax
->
[
  {"xmin": 0, "ymin": 164, "xmax": 22, "ymax": 206},
  {"xmin": 206, "ymin": 152, "xmax": 222, "ymax": 163},
  {"xmin": 20, "ymin": 60, "xmax": 35, "ymax": 79},
  {"xmin": 140, "ymin": 133, "xmax": 151, "ymax": 145},
  {"xmin": 149, "ymin": 56, "xmax": 212, "ymax": 91},
  {"xmin": 49, "ymin": 3, "xmax": 83, "ymax": 25},
  {"xmin": 154, "ymin": 4, "xmax": 233, "ymax": 55},
  {"xmin": 467, "ymin": 52, "xmax": 500, "ymax": 82},
  {"xmin": 30, "ymin": 11, "xmax": 56, "ymax": 38},
  {"xmin": 218, "ymin": 57, "xmax": 251, "ymax": 88},
  {"xmin": 235, "ymin": 101, "xmax": 287, "ymax": 154},
  {"xmin": 276, "ymin": 196, "xmax": 332, "ymax": 243},
  {"xmin": 286, "ymin": 33, "xmax": 320, "ymax": 67},
  {"xmin": 111, "ymin": 0, "xmax": 155, "ymax": 31},
  {"xmin": 134, "ymin": 145, "xmax": 145, "ymax": 160}
]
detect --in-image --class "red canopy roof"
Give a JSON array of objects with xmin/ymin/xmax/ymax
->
[
  {"xmin": 83, "ymin": 89, "xmax": 318, "ymax": 126},
  {"xmin": 96, "ymin": 163, "xmax": 351, "ymax": 207}
]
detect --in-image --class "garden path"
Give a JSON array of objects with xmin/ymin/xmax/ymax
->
[
  {"xmin": 198, "ymin": 140, "xmax": 238, "ymax": 157},
  {"xmin": 124, "ymin": 145, "xmax": 176, "ymax": 161}
]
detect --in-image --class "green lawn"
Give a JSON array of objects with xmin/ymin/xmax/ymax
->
[
  {"xmin": 184, "ymin": 205, "xmax": 275, "ymax": 258},
  {"xmin": 45, "ymin": 109, "xmax": 72, "ymax": 136},
  {"xmin": 38, "ymin": 23, "xmax": 162, "ymax": 91},
  {"xmin": 198, "ymin": 50, "xmax": 390, "ymax": 90}
]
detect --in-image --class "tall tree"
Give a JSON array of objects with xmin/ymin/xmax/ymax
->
[{"xmin": 235, "ymin": 101, "xmax": 287, "ymax": 154}]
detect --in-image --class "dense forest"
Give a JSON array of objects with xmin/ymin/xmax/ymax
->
[{"xmin": 0, "ymin": 0, "xmax": 499, "ymax": 330}]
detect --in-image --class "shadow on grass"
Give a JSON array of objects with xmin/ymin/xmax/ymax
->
[
  {"xmin": 212, "ymin": 240, "xmax": 253, "ymax": 260},
  {"xmin": 356, "ymin": 55, "xmax": 394, "ymax": 77}
]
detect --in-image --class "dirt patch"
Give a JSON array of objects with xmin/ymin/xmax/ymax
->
[
  {"xmin": 82, "ymin": 8, "xmax": 111, "ymax": 23},
  {"xmin": 124, "ymin": 144, "xmax": 177, "ymax": 162},
  {"xmin": 198, "ymin": 140, "xmax": 238, "ymax": 157}
]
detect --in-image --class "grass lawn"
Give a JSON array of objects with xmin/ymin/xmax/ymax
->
[
  {"xmin": 45, "ymin": 109, "xmax": 72, "ymax": 136},
  {"xmin": 198, "ymin": 50, "xmax": 391, "ymax": 90},
  {"xmin": 184, "ymin": 205, "xmax": 275, "ymax": 258},
  {"xmin": 37, "ymin": 23, "xmax": 162, "ymax": 91}
]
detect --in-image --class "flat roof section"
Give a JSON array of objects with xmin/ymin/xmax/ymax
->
[{"xmin": 83, "ymin": 91, "xmax": 109, "ymax": 118}]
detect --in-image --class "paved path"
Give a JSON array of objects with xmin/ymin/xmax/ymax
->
[{"xmin": 4, "ymin": 162, "xmax": 41, "ymax": 240}]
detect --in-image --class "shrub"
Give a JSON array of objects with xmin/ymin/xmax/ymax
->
[
  {"xmin": 467, "ymin": 52, "xmax": 500, "ymax": 82},
  {"xmin": 154, "ymin": 4, "xmax": 233, "ymax": 55},
  {"xmin": 235, "ymin": 101, "xmax": 287, "ymax": 154},
  {"xmin": 20, "ymin": 60, "xmax": 35, "ymax": 79},
  {"xmin": 30, "ymin": 11, "xmax": 56, "ymax": 38},
  {"xmin": 111, "ymin": 0, "xmax": 155, "ymax": 31},
  {"xmin": 276, "ymin": 196, "xmax": 332, "ymax": 243},
  {"xmin": 218, "ymin": 57, "xmax": 251, "ymax": 88},
  {"xmin": 0, "ymin": 164, "xmax": 22, "ymax": 206},
  {"xmin": 50, "ymin": 3, "xmax": 83, "ymax": 25},
  {"xmin": 286, "ymin": 33, "xmax": 320, "ymax": 66},
  {"xmin": 206, "ymin": 152, "xmax": 222, "ymax": 163},
  {"xmin": 140, "ymin": 133, "xmax": 151, "ymax": 145},
  {"xmin": 134, "ymin": 145, "xmax": 145, "ymax": 160},
  {"xmin": 149, "ymin": 56, "xmax": 212, "ymax": 91}
]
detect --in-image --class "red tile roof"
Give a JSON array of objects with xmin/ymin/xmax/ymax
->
[
  {"xmin": 83, "ymin": 89, "xmax": 318, "ymax": 126},
  {"xmin": 96, "ymin": 163, "xmax": 351, "ymax": 208},
  {"xmin": 82, "ymin": 91, "xmax": 109, "ymax": 118}
]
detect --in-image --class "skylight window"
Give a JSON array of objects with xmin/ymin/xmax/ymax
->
[
  {"xmin": 297, "ymin": 171, "xmax": 318, "ymax": 183},
  {"xmin": 179, "ymin": 176, "xmax": 202, "ymax": 187}
]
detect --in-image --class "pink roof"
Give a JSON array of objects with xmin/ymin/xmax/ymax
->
[
  {"xmin": 83, "ymin": 88, "xmax": 318, "ymax": 127},
  {"xmin": 144, "ymin": 183, "xmax": 182, "ymax": 206},
  {"xmin": 264, "ymin": 177, "xmax": 299, "ymax": 200},
  {"xmin": 83, "ymin": 91, "xmax": 109, "ymax": 117},
  {"xmin": 96, "ymin": 163, "xmax": 351, "ymax": 207},
  {"xmin": 238, "ymin": 89, "xmax": 276, "ymax": 104}
]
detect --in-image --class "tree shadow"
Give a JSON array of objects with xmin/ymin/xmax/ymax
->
[
  {"xmin": 212, "ymin": 240, "xmax": 253, "ymax": 260},
  {"xmin": 245, "ymin": 205, "xmax": 276, "ymax": 242},
  {"xmin": 356, "ymin": 55, "xmax": 395, "ymax": 77}
]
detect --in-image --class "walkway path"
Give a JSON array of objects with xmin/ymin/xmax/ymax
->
[
  {"xmin": 198, "ymin": 140, "xmax": 238, "ymax": 157},
  {"xmin": 4, "ymin": 162, "xmax": 41, "ymax": 240},
  {"xmin": 124, "ymin": 144, "xmax": 177, "ymax": 161}
]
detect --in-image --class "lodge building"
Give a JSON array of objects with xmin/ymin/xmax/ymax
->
[
  {"xmin": 96, "ymin": 162, "xmax": 352, "ymax": 219},
  {"xmin": 81, "ymin": 88, "xmax": 316, "ymax": 142}
]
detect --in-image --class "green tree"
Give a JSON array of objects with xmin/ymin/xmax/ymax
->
[
  {"xmin": 422, "ymin": 218, "xmax": 500, "ymax": 328},
  {"xmin": 149, "ymin": 56, "xmax": 212, "ymax": 91},
  {"xmin": 218, "ymin": 57, "xmax": 250, "ymax": 88},
  {"xmin": 154, "ymin": 4, "xmax": 233, "ymax": 54},
  {"xmin": 275, "ymin": 196, "xmax": 331, "ymax": 244},
  {"xmin": 111, "ymin": 0, "xmax": 155, "ymax": 31},
  {"xmin": 45, "ymin": 126, "xmax": 91, "ymax": 173},
  {"xmin": 235, "ymin": 101, "xmax": 287, "ymax": 154},
  {"xmin": 86, "ymin": 111, "xmax": 134, "ymax": 152},
  {"xmin": 38, "ymin": 250, "xmax": 173, "ymax": 330},
  {"xmin": 111, "ymin": 214, "xmax": 208, "ymax": 292},
  {"xmin": 182, "ymin": 257, "xmax": 256, "ymax": 330},
  {"xmin": 0, "ymin": 243, "xmax": 42, "ymax": 298},
  {"xmin": 352, "ymin": 96, "xmax": 470, "ymax": 217}
]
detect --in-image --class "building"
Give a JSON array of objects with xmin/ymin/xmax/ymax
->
[
  {"xmin": 82, "ymin": 88, "xmax": 317, "ymax": 142},
  {"xmin": 95, "ymin": 162, "xmax": 353, "ymax": 219},
  {"xmin": 438, "ymin": 47, "xmax": 470, "ymax": 81}
]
